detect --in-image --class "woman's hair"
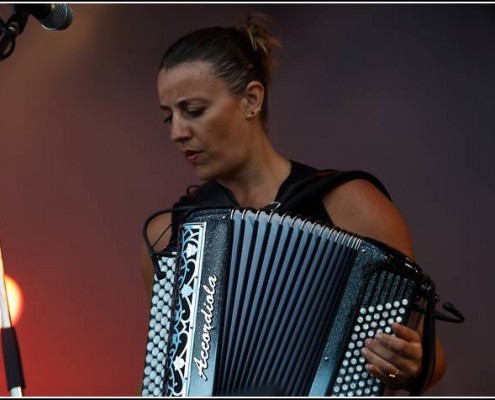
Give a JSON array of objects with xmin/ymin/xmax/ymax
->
[{"xmin": 159, "ymin": 14, "xmax": 281, "ymax": 124}]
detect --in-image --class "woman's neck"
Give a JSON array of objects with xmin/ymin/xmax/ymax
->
[{"xmin": 216, "ymin": 142, "xmax": 291, "ymax": 209}]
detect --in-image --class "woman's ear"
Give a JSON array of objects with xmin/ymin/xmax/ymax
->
[{"xmin": 244, "ymin": 80, "xmax": 264, "ymax": 118}]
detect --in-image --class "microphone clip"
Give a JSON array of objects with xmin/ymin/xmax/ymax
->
[{"xmin": 0, "ymin": 8, "xmax": 29, "ymax": 61}]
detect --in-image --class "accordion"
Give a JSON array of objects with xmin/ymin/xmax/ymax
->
[{"xmin": 141, "ymin": 207, "xmax": 433, "ymax": 397}]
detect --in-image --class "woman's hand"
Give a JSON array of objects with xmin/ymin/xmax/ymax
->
[{"xmin": 361, "ymin": 322, "xmax": 422, "ymax": 391}]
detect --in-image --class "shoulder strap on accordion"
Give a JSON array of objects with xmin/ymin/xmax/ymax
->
[
  {"xmin": 274, "ymin": 169, "xmax": 392, "ymax": 214},
  {"xmin": 148, "ymin": 181, "xmax": 234, "ymax": 253}
]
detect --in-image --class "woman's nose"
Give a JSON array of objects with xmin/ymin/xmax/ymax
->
[{"xmin": 170, "ymin": 117, "xmax": 192, "ymax": 143}]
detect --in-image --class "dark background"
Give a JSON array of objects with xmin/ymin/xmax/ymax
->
[{"xmin": 0, "ymin": 3, "xmax": 493, "ymax": 396}]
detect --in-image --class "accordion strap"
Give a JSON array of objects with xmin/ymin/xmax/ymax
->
[{"xmin": 408, "ymin": 280, "xmax": 437, "ymax": 396}]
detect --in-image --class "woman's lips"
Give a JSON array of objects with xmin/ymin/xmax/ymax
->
[{"xmin": 183, "ymin": 150, "xmax": 202, "ymax": 163}]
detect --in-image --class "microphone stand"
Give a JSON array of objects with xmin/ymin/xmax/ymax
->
[
  {"xmin": 0, "ymin": 4, "xmax": 73, "ymax": 395},
  {"xmin": 0, "ymin": 6, "xmax": 29, "ymax": 397},
  {"xmin": 0, "ymin": 237, "xmax": 25, "ymax": 397}
]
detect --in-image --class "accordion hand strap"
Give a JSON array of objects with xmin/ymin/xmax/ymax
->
[
  {"xmin": 408, "ymin": 280, "xmax": 437, "ymax": 396},
  {"xmin": 435, "ymin": 301, "xmax": 465, "ymax": 323}
]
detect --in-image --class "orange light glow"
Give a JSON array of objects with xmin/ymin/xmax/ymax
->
[{"xmin": 1, "ymin": 275, "xmax": 24, "ymax": 327}]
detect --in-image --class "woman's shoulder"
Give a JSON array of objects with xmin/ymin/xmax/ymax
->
[
  {"xmin": 318, "ymin": 171, "xmax": 414, "ymax": 259},
  {"xmin": 279, "ymin": 162, "xmax": 391, "ymax": 211},
  {"xmin": 288, "ymin": 160, "xmax": 390, "ymax": 198},
  {"xmin": 317, "ymin": 168, "xmax": 392, "ymax": 200}
]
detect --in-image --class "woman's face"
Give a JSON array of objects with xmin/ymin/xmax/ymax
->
[{"xmin": 157, "ymin": 61, "xmax": 255, "ymax": 181}]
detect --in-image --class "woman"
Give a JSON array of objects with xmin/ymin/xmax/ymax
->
[{"xmin": 141, "ymin": 14, "xmax": 446, "ymax": 395}]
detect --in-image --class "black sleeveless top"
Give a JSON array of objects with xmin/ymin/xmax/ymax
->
[
  {"xmin": 149, "ymin": 160, "xmax": 391, "ymax": 253},
  {"xmin": 170, "ymin": 160, "xmax": 391, "ymax": 234}
]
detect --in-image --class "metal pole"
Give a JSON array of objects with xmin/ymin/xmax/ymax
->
[{"xmin": 0, "ymin": 236, "xmax": 25, "ymax": 397}]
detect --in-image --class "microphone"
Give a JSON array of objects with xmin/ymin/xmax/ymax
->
[
  {"xmin": 11, "ymin": 3, "xmax": 73, "ymax": 31},
  {"xmin": 0, "ymin": 3, "xmax": 73, "ymax": 60}
]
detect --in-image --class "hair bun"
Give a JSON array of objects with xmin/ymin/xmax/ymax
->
[{"xmin": 234, "ymin": 13, "xmax": 281, "ymax": 58}]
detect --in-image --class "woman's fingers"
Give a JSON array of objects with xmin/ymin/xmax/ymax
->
[{"xmin": 361, "ymin": 323, "xmax": 423, "ymax": 390}]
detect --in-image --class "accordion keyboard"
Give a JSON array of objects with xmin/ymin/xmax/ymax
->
[
  {"xmin": 331, "ymin": 299, "xmax": 410, "ymax": 396},
  {"xmin": 141, "ymin": 255, "xmax": 176, "ymax": 397}
]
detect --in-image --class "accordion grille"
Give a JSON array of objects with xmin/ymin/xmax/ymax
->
[{"xmin": 214, "ymin": 210, "xmax": 361, "ymax": 396}]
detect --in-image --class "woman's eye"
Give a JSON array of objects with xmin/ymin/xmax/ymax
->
[
  {"xmin": 163, "ymin": 115, "xmax": 172, "ymax": 124},
  {"xmin": 186, "ymin": 108, "xmax": 204, "ymax": 118}
]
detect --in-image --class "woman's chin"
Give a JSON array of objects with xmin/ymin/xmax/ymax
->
[{"xmin": 192, "ymin": 165, "xmax": 215, "ymax": 181}]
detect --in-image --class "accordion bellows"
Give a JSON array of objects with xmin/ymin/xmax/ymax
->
[{"xmin": 141, "ymin": 207, "xmax": 430, "ymax": 397}]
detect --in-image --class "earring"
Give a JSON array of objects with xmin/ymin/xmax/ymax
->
[{"xmin": 246, "ymin": 108, "xmax": 262, "ymax": 118}]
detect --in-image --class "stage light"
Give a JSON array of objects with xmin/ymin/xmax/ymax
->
[{"xmin": 1, "ymin": 275, "xmax": 23, "ymax": 327}]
